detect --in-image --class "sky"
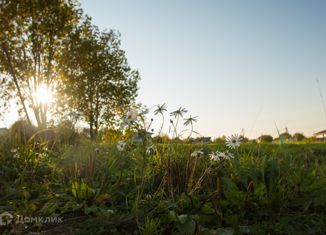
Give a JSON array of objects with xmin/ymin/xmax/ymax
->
[{"xmin": 2, "ymin": 0, "xmax": 326, "ymax": 139}]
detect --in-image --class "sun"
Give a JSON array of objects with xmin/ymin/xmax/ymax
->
[{"xmin": 33, "ymin": 84, "xmax": 54, "ymax": 105}]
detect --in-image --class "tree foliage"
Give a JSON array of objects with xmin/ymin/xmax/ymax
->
[
  {"xmin": 279, "ymin": 132, "xmax": 292, "ymax": 141},
  {"xmin": 0, "ymin": 0, "xmax": 81, "ymax": 127},
  {"xmin": 58, "ymin": 18, "xmax": 139, "ymax": 139},
  {"xmin": 293, "ymin": 132, "xmax": 306, "ymax": 142},
  {"xmin": 258, "ymin": 134, "xmax": 273, "ymax": 143},
  {"xmin": 0, "ymin": 1, "xmax": 139, "ymax": 137}
]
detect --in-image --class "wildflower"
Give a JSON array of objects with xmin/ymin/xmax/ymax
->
[
  {"xmin": 170, "ymin": 107, "xmax": 188, "ymax": 118},
  {"xmin": 107, "ymin": 209, "xmax": 114, "ymax": 214},
  {"xmin": 117, "ymin": 141, "xmax": 126, "ymax": 151},
  {"xmin": 154, "ymin": 103, "xmax": 167, "ymax": 115},
  {"xmin": 184, "ymin": 115, "xmax": 198, "ymax": 126},
  {"xmin": 95, "ymin": 147, "xmax": 100, "ymax": 153},
  {"xmin": 126, "ymin": 109, "xmax": 138, "ymax": 122},
  {"xmin": 121, "ymin": 108, "xmax": 139, "ymax": 128},
  {"xmin": 209, "ymin": 152, "xmax": 219, "ymax": 161},
  {"xmin": 11, "ymin": 148, "xmax": 20, "ymax": 158},
  {"xmin": 219, "ymin": 151, "xmax": 234, "ymax": 160},
  {"xmin": 13, "ymin": 153, "xmax": 20, "ymax": 158},
  {"xmin": 210, "ymin": 151, "xmax": 234, "ymax": 161},
  {"xmin": 146, "ymin": 145, "xmax": 156, "ymax": 155},
  {"xmin": 216, "ymin": 151, "xmax": 227, "ymax": 159},
  {"xmin": 191, "ymin": 149, "xmax": 204, "ymax": 157},
  {"xmin": 224, "ymin": 151, "xmax": 234, "ymax": 160},
  {"xmin": 37, "ymin": 152, "xmax": 47, "ymax": 158},
  {"xmin": 225, "ymin": 134, "xmax": 242, "ymax": 149}
]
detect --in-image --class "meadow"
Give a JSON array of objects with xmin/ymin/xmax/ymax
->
[
  {"xmin": 0, "ymin": 1, "xmax": 326, "ymax": 234},
  {"xmin": 0, "ymin": 123, "xmax": 325, "ymax": 235}
]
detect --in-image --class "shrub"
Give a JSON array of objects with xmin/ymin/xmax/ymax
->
[
  {"xmin": 258, "ymin": 134, "xmax": 273, "ymax": 143},
  {"xmin": 293, "ymin": 132, "xmax": 306, "ymax": 142}
]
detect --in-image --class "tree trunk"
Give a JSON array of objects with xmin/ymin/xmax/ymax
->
[
  {"xmin": 1, "ymin": 42, "xmax": 32, "ymax": 126},
  {"xmin": 89, "ymin": 121, "xmax": 94, "ymax": 140},
  {"xmin": 94, "ymin": 119, "xmax": 98, "ymax": 140}
]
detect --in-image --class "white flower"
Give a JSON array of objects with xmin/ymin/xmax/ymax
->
[
  {"xmin": 120, "ymin": 109, "xmax": 139, "ymax": 129},
  {"xmin": 126, "ymin": 109, "xmax": 138, "ymax": 122},
  {"xmin": 216, "ymin": 151, "xmax": 227, "ymax": 159},
  {"xmin": 117, "ymin": 141, "xmax": 126, "ymax": 151},
  {"xmin": 225, "ymin": 134, "xmax": 242, "ymax": 149},
  {"xmin": 225, "ymin": 152, "xmax": 234, "ymax": 160},
  {"xmin": 209, "ymin": 152, "xmax": 219, "ymax": 161},
  {"xmin": 10, "ymin": 148, "xmax": 17, "ymax": 153},
  {"xmin": 191, "ymin": 149, "xmax": 204, "ymax": 157},
  {"xmin": 13, "ymin": 153, "xmax": 20, "ymax": 158},
  {"xmin": 220, "ymin": 150, "xmax": 234, "ymax": 160},
  {"xmin": 210, "ymin": 151, "xmax": 234, "ymax": 161},
  {"xmin": 146, "ymin": 145, "xmax": 155, "ymax": 155}
]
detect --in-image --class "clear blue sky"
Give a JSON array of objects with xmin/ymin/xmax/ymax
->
[
  {"xmin": 78, "ymin": 0, "xmax": 326, "ymax": 138},
  {"xmin": 2, "ymin": 0, "xmax": 326, "ymax": 139}
]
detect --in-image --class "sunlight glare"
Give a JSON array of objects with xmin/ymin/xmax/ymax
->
[{"xmin": 33, "ymin": 84, "xmax": 54, "ymax": 105}]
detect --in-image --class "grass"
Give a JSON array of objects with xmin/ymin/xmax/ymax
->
[{"xmin": 0, "ymin": 134, "xmax": 325, "ymax": 234}]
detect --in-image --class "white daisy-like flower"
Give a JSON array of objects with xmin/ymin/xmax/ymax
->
[
  {"xmin": 120, "ymin": 109, "xmax": 139, "ymax": 129},
  {"xmin": 117, "ymin": 141, "xmax": 126, "ymax": 151},
  {"xmin": 226, "ymin": 153, "xmax": 234, "ymax": 160},
  {"xmin": 223, "ymin": 151, "xmax": 235, "ymax": 160},
  {"xmin": 146, "ymin": 145, "xmax": 155, "ymax": 155},
  {"xmin": 216, "ymin": 151, "xmax": 227, "ymax": 159},
  {"xmin": 225, "ymin": 134, "xmax": 242, "ymax": 149},
  {"xmin": 13, "ymin": 153, "xmax": 20, "ymax": 158},
  {"xmin": 210, "ymin": 151, "xmax": 234, "ymax": 161},
  {"xmin": 191, "ymin": 149, "xmax": 204, "ymax": 157},
  {"xmin": 126, "ymin": 109, "xmax": 138, "ymax": 122},
  {"xmin": 209, "ymin": 152, "xmax": 219, "ymax": 161}
]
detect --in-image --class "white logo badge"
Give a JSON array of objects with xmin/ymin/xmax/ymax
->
[{"xmin": 0, "ymin": 212, "xmax": 13, "ymax": 226}]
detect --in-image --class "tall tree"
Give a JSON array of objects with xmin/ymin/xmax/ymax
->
[
  {"xmin": 0, "ymin": 0, "xmax": 81, "ymax": 128},
  {"xmin": 58, "ymin": 19, "xmax": 139, "ymax": 139}
]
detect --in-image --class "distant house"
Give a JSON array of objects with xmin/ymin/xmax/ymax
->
[
  {"xmin": 132, "ymin": 129, "xmax": 153, "ymax": 143},
  {"xmin": 0, "ymin": 128, "xmax": 8, "ymax": 136},
  {"xmin": 313, "ymin": 130, "xmax": 326, "ymax": 141}
]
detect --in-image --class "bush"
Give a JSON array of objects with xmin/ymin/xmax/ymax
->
[
  {"xmin": 258, "ymin": 134, "xmax": 273, "ymax": 143},
  {"xmin": 8, "ymin": 119, "xmax": 36, "ymax": 145},
  {"xmin": 293, "ymin": 132, "xmax": 306, "ymax": 142},
  {"xmin": 54, "ymin": 120, "xmax": 79, "ymax": 145}
]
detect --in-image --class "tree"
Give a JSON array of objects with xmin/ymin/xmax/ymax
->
[
  {"xmin": 0, "ymin": 0, "xmax": 81, "ymax": 128},
  {"xmin": 293, "ymin": 132, "xmax": 306, "ymax": 142},
  {"xmin": 58, "ymin": 19, "xmax": 139, "ymax": 139},
  {"xmin": 258, "ymin": 134, "xmax": 273, "ymax": 143},
  {"xmin": 279, "ymin": 132, "xmax": 292, "ymax": 141}
]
